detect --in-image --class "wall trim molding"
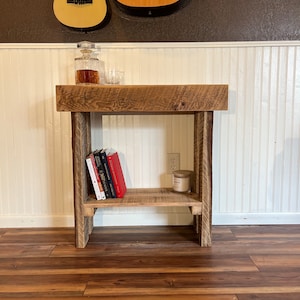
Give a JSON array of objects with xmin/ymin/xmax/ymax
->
[
  {"xmin": 1, "ymin": 41, "xmax": 300, "ymax": 50},
  {"xmin": 0, "ymin": 216, "xmax": 74, "ymax": 228},
  {"xmin": 213, "ymin": 213, "xmax": 300, "ymax": 225},
  {"xmin": 1, "ymin": 212, "xmax": 299, "ymax": 228}
]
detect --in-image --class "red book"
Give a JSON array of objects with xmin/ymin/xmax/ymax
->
[{"xmin": 106, "ymin": 150, "xmax": 127, "ymax": 198}]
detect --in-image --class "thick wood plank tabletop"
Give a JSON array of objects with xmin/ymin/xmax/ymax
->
[{"xmin": 56, "ymin": 84, "xmax": 228, "ymax": 113}]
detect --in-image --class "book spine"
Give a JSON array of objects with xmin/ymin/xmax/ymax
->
[
  {"xmin": 90, "ymin": 155, "xmax": 106, "ymax": 200},
  {"xmin": 100, "ymin": 151, "xmax": 116, "ymax": 198},
  {"xmin": 94, "ymin": 151, "xmax": 112, "ymax": 198},
  {"xmin": 86, "ymin": 157, "xmax": 103, "ymax": 200},
  {"xmin": 107, "ymin": 155, "xmax": 121, "ymax": 198},
  {"xmin": 107, "ymin": 152, "xmax": 127, "ymax": 198}
]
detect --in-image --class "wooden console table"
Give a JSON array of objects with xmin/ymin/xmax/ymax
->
[{"xmin": 56, "ymin": 84, "xmax": 228, "ymax": 248}]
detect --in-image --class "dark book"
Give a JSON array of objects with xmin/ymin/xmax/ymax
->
[
  {"xmin": 86, "ymin": 153, "xmax": 106, "ymax": 200},
  {"xmin": 99, "ymin": 148, "xmax": 117, "ymax": 198},
  {"xmin": 106, "ymin": 149, "xmax": 127, "ymax": 198},
  {"xmin": 93, "ymin": 149, "xmax": 113, "ymax": 198}
]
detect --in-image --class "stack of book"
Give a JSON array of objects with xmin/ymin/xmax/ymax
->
[{"xmin": 85, "ymin": 148, "xmax": 127, "ymax": 200}]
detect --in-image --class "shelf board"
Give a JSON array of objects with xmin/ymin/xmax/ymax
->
[
  {"xmin": 84, "ymin": 188, "xmax": 201, "ymax": 208},
  {"xmin": 56, "ymin": 84, "xmax": 228, "ymax": 113}
]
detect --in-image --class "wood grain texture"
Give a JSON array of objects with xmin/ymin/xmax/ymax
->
[
  {"xmin": 85, "ymin": 188, "xmax": 201, "ymax": 209},
  {"xmin": 71, "ymin": 112, "xmax": 93, "ymax": 248},
  {"xmin": 194, "ymin": 112, "xmax": 213, "ymax": 246},
  {"xmin": 56, "ymin": 85, "xmax": 228, "ymax": 113},
  {"xmin": 0, "ymin": 225, "xmax": 300, "ymax": 299}
]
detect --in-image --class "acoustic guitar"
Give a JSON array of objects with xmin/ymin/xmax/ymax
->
[
  {"xmin": 53, "ymin": 0, "xmax": 109, "ymax": 30},
  {"xmin": 114, "ymin": 0, "xmax": 184, "ymax": 17}
]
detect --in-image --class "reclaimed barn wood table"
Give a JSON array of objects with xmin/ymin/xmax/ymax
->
[{"xmin": 56, "ymin": 84, "xmax": 228, "ymax": 248}]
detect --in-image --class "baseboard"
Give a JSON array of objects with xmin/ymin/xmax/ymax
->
[
  {"xmin": 1, "ymin": 212, "xmax": 299, "ymax": 228},
  {"xmin": 213, "ymin": 213, "xmax": 300, "ymax": 225},
  {"xmin": 0, "ymin": 215, "xmax": 74, "ymax": 228}
]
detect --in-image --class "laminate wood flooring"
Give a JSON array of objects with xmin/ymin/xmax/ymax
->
[{"xmin": 0, "ymin": 225, "xmax": 300, "ymax": 299}]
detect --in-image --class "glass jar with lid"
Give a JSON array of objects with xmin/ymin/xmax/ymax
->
[
  {"xmin": 172, "ymin": 170, "xmax": 193, "ymax": 193},
  {"xmin": 75, "ymin": 41, "xmax": 104, "ymax": 85}
]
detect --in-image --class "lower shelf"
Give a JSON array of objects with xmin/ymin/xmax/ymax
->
[{"xmin": 84, "ymin": 188, "xmax": 201, "ymax": 213}]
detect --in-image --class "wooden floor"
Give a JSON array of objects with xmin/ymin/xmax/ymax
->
[{"xmin": 0, "ymin": 225, "xmax": 300, "ymax": 299}]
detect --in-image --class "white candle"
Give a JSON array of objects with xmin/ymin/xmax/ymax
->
[{"xmin": 172, "ymin": 170, "xmax": 193, "ymax": 192}]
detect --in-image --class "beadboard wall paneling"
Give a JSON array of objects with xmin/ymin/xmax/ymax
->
[
  {"xmin": 0, "ymin": 47, "xmax": 75, "ymax": 227},
  {"xmin": 0, "ymin": 42, "xmax": 299, "ymax": 227}
]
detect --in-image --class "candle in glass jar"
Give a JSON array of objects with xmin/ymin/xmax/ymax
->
[{"xmin": 172, "ymin": 170, "xmax": 193, "ymax": 193}]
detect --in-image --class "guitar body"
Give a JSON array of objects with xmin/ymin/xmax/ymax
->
[
  {"xmin": 117, "ymin": 0, "xmax": 179, "ymax": 7},
  {"xmin": 114, "ymin": 0, "xmax": 184, "ymax": 17},
  {"xmin": 53, "ymin": 0, "xmax": 109, "ymax": 30}
]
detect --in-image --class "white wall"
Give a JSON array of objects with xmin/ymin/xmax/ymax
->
[{"xmin": 0, "ymin": 42, "xmax": 299, "ymax": 227}]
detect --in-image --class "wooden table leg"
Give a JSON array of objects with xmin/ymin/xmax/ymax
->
[
  {"xmin": 194, "ymin": 112, "xmax": 213, "ymax": 247},
  {"xmin": 71, "ymin": 112, "xmax": 93, "ymax": 248}
]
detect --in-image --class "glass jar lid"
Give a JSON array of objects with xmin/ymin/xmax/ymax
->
[
  {"xmin": 77, "ymin": 41, "xmax": 96, "ymax": 50},
  {"xmin": 173, "ymin": 170, "xmax": 193, "ymax": 178}
]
